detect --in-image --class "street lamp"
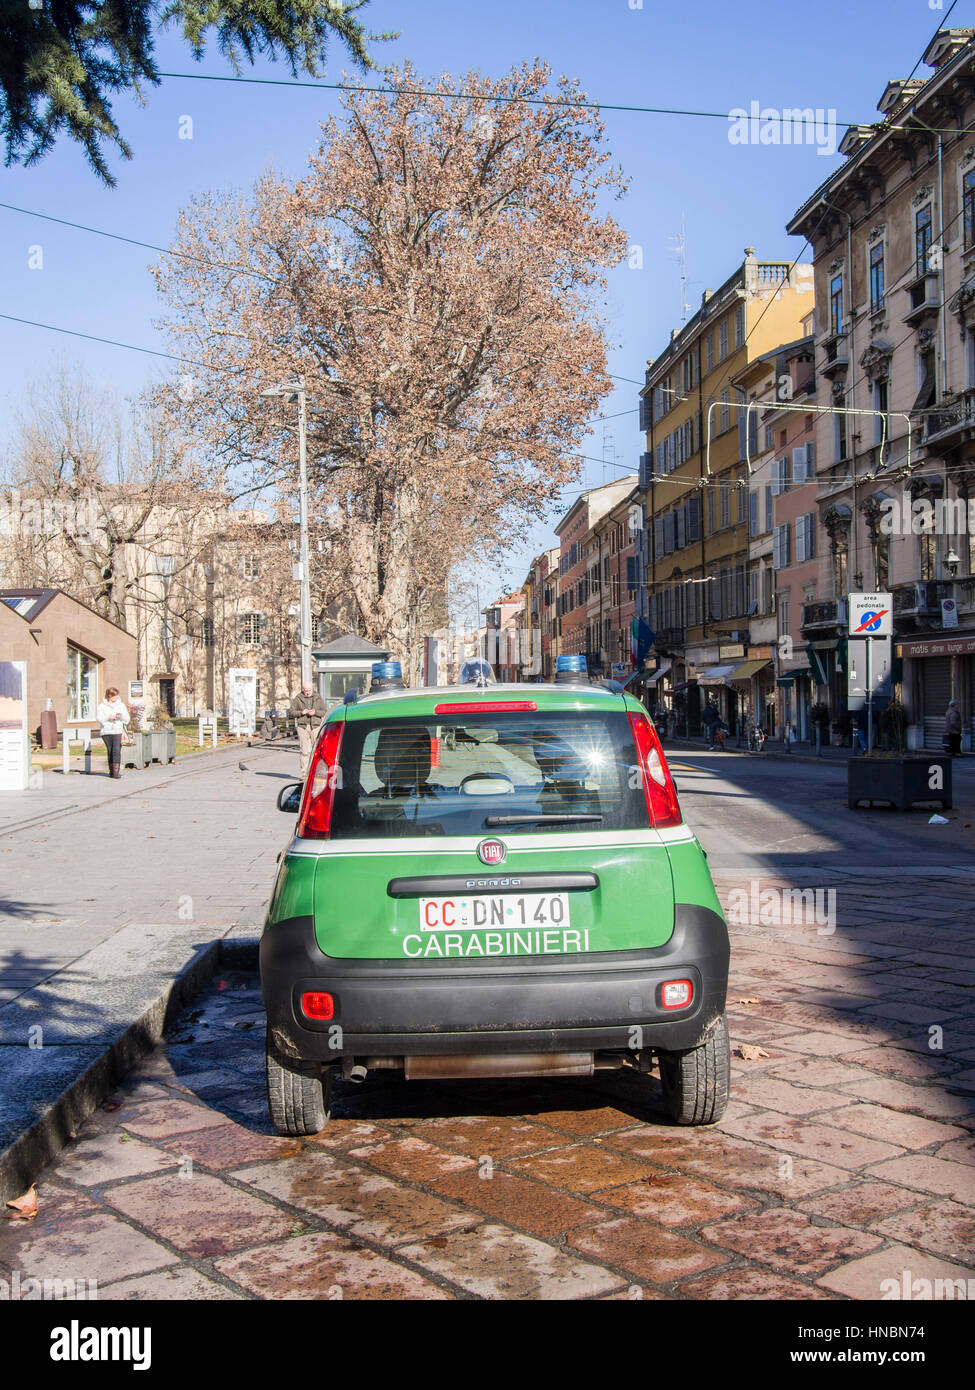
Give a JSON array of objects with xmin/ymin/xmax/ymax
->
[
  {"xmin": 945, "ymin": 548, "xmax": 961, "ymax": 579},
  {"xmin": 261, "ymin": 378, "xmax": 313, "ymax": 688}
]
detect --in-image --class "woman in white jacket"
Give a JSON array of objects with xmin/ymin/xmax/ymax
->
[{"xmin": 97, "ymin": 687, "xmax": 130, "ymax": 779}]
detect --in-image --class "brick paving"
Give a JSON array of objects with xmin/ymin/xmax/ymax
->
[
  {"xmin": 2, "ymin": 753, "xmax": 974, "ymax": 1300},
  {"xmin": 2, "ymin": 930, "xmax": 972, "ymax": 1300}
]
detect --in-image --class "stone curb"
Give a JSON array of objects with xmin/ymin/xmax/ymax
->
[{"xmin": 0, "ymin": 926, "xmax": 260, "ymax": 1206}]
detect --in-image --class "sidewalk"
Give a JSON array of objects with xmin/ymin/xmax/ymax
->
[
  {"xmin": 664, "ymin": 732, "xmax": 975, "ymax": 783},
  {"xmin": 0, "ymin": 740, "xmax": 301, "ymax": 1199}
]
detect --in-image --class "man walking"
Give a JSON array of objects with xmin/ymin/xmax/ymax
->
[
  {"xmin": 291, "ymin": 682, "xmax": 326, "ymax": 778},
  {"xmin": 944, "ymin": 699, "xmax": 963, "ymax": 759},
  {"xmin": 702, "ymin": 701, "xmax": 720, "ymax": 750}
]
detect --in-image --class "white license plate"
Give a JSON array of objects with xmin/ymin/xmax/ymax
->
[{"xmin": 418, "ymin": 893, "xmax": 570, "ymax": 932}]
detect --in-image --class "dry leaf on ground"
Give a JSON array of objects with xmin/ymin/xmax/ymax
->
[{"xmin": 6, "ymin": 1186, "xmax": 38, "ymax": 1220}]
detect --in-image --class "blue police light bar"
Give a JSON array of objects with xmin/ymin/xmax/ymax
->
[
  {"xmin": 372, "ymin": 661, "xmax": 402, "ymax": 680},
  {"xmin": 556, "ymin": 654, "xmax": 587, "ymax": 674}
]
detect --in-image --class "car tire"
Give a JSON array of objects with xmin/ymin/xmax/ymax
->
[
  {"xmin": 265, "ymin": 1028, "xmax": 332, "ymax": 1135},
  {"xmin": 658, "ymin": 1013, "xmax": 730, "ymax": 1126}
]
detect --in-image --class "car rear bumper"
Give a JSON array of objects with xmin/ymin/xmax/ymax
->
[{"xmin": 260, "ymin": 904, "xmax": 730, "ymax": 1060}]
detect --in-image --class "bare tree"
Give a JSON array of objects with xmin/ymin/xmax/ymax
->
[{"xmin": 152, "ymin": 61, "xmax": 627, "ymax": 660}]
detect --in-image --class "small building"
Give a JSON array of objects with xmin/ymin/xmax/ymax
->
[
  {"xmin": 312, "ymin": 633, "xmax": 393, "ymax": 711},
  {"xmin": 0, "ymin": 588, "xmax": 137, "ymax": 741}
]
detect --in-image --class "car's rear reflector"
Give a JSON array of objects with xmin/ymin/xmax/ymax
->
[
  {"xmin": 628, "ymin": 712, "xmax": 682, "ymax": 829},
  {"xmin": 434, "ymin": 701, "xmax": 537, "ymax": 714},
  {"xmin": 660, "ymin": 979, "xmax": 693, "ymax": 1010},
  {"xmin": 301, "ymin": 991, "xmax": 334, "ymax": 1020},
  {"xmin": 296, "ymin": 721, "xmax": 344, "ymax": 839}
]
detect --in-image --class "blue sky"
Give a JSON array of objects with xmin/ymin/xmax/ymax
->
[{"xmin": 0, "ymin": 0, "xmax": 962, "ymax": 604}]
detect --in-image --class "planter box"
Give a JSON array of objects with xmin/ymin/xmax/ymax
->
[
  {"xmin": 124, "ymin": 728, "xmax": 176, "ymax": 770},
  {"xmin": 848, "ymin": 756, "xmax": 952, "ymax": 812}
]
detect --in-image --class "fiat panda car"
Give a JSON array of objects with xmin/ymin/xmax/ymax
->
[{"xmin": 261, "ymin": 657, "xmax": 730, "ymax": 1135}]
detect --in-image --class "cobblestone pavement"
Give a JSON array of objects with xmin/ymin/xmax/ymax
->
[{"xmin": 2, "ymin": 754, "xmax": 974, "ymax": 1300}]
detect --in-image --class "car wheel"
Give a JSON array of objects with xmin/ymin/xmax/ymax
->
[
  {"xmin": 265, "ymin": 1027, "xmax": 332, "ymax": 1135},
  {"xmin": 658, "ymin": 1013, "xmax": 730, "ymax": 1126}
]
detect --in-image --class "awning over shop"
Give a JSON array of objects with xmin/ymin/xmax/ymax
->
[
  {"xmin": 697, "ymin": 665, "xmax": 735, "ymax": 686},
  {"xmin": 728, "ymin": 658, "xmax": 770, "ymax": 682},
  {"xmin": 776, "ymin": 674, "xmax": 796, "ymax": 687},
  {"xmin": 805, "ymin": 643, "xmax": 830, "ymax": 686},
  {"xmin": 644, "ymin": 659, "xmax": 672, "ymax": 686}
]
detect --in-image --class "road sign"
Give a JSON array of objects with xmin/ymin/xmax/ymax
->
[
  {"xmin": 847, "ymin": 636, "xmax": 892, "ymax": 710},
  {"xmin": 848, "ymin": 592, "xmax": 893, "ymax": 638},
  {"xmin": 941, "ymin": 597, "xmax": 959, "ymax": 630}
]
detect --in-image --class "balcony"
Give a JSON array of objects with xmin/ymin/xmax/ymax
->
[
  {"xmin": 819, "ymin": 334, "xmax": 849, "ymax": 379},
  {"xmin": 903, "ymin": 271, "xmax": 941, "ymax": 326},
  {"xmin": 801, "ymin": 598, "xmax": 847, "ymax": 633},
  {"xmin": 921, "ymin": 388, "xmax": 975, "ymax": 449},
  {"xmin": 892, "ymin": 580, "xmax": 954, "ymax": 626}
]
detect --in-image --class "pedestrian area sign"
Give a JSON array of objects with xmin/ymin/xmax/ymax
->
[{"xmin": 848, "ymin": 592, "xmax": 893, "ymax": 638}]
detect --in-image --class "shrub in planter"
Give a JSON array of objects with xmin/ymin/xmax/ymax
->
[{"xmin": 810, "ymin": 702, "xmax": 830, "ymax": 729}]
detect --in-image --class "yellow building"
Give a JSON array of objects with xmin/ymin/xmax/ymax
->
[{"xmin": 638, "ymin": 248, "xmax": 814, "ymax": 736}]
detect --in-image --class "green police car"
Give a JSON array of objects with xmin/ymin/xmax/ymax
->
[{"xmin": 261, "ymin": 656, "xmax": 730, "ymax": 1135}]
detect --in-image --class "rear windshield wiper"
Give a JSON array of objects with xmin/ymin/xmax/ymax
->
[{"xmin": 484, "ymin": 814, "xmax": 604, "ymax": 826}]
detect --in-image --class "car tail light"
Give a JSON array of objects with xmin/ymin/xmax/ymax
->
[
  {"xmin": 301, "ymin": 991, "xmax": 334, "ymax": 1020},
  {"xmin": 296, "ymin": 721, "xmax": 344, "ymax": 839},
  {"xmin": 434, "ymin": 701, "xmax": 537, "ymax": 714},
  {"xmin": 628, "ymin": 712, "xmax": 682, "ymax": 829},
  {"xmin": 660, "ymin": 979, "xmax": 693, "ymax": 1010}
]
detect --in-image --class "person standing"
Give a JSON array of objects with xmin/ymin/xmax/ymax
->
[
  {"xmin": 291, "ymin": 682, "xmax": 326, "ymax": 778},
  {"xmin": 702, "ymin": 701, "xmax": 720, "ymax": 749},
  {"xmin": 944, "ymin": 699, "xmax": 963, "ymax": 758},
  {"xmin": 97, "ymin": 686, "xmax": 130, "ymax": 779}
]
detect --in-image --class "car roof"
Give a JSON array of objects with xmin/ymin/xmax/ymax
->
[{"xmin": 335, "ymin": 682, "xmax": 646, "ymax": 721}]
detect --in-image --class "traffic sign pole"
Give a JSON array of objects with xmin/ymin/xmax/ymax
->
[{"xmin": 866, "ymin": 639, "xmax": 872, "ymax": 757}]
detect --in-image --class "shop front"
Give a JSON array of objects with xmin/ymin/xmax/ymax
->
[{"xmin": 898, "ymin": 631, "xmax": 975, "ymax": 751}]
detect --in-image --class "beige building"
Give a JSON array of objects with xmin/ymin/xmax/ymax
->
[
  {"xmin": 787, "ymin": 26, "xmax": 975, "ymax": 749},
  {"xmin": 0, "ymin": 589, "xmax": 137, "ymax": 739},
  {"xmin": 637, "ymin": 250, "xmax": 814, "ymax": 735}
]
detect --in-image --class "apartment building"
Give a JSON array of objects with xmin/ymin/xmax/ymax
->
[
  {"xmin": 732, "ymin": 326, "xmax": 819, "ymax": 738},
  {"xmin": 637, "ymin": 249, "xmax": 814, "ymax": 735},
  {"xmin": 787, "ymin": 26, "xmax": 975, "ymax": 749},
  {"xmin": 555, "ymin": 478, "xmax": 637, "ymax": 666}
]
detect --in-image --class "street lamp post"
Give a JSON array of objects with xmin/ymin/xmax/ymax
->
[{"xmin": 261, "ymin": 377, "xmax": 313, "ymax": 688}]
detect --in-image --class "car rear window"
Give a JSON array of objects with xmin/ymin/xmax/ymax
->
[{"xmin": 329, "ymin": 710, "xmax": 647, "ymax": 838}]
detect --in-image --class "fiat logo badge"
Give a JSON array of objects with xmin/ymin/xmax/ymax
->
[{"xmin": 477, "ymin": 838, "xmax": 506, "ymax": 865}]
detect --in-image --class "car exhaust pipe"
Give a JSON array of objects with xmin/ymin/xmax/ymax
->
[{"xmin": 404, "ymin": 1052, "xmax": 594, "ymax": 1081}]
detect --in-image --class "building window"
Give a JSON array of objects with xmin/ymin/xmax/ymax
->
[
  {"xmin": 707, "ymin": 487, "xmax": 715, "ymax": 535},
  {"xmin": 779, "ymin": 596, "xmax": 790, "ymax": 642},
  {"xmin": 835, "ymin": 396, "xmax": 848, "ymax": 462},
  {"xmin": 829, "ymin": 275, "xmax": 844, "ymax": 336},
  {"xmin": 765, "ymin": 485, "xmax": 772, "ymax": 533},
  {"xmin": 200, "ymin": 617, "xmax": 215, "ymax": 647},
  {"xmin": 719, "ymin": 478, "xmax": 730, "ymax": 529},
  {"xmin": 920, "ymin": 527, "xmax": 936, "ymax": 581},
  {"xmin": 874, "ymin": 531, "xmax": 890, "ymax": 591},
  {"xmin": 764, "ymin": 424, "xmax": 775, "ymax": 450},
  {"xmin": 241, "ymin": 553, "xmax": 260, "ymax": 579},
  {"xmin": 734, "ymin": 304, "xmax": 745, "ymax": 348},
  {"xmin": 965, "ymin": 170, "xmax": 975, "ymax": 251},
  {"xmin": 720, "ymin": 389, "xmax": 730, "ymax": 432},
  {"xmin": 916, "ymin": 203, "xmax": 933, "ymax": 276},
  {"xmin": 869, "ymin": 242, "xmax": 885, "ymax": 312},
  {"xmin": 155, "ymin": 555, "xmax": 176, "ymax": 577},
  {"xmin": 706, "ymin": 334, "xmax": 714, "ymax": 372},
  {"xmin": 719, "ymin": 320, "xmax": 729, "ymax": 360},
  {"xmin": 874, "ymin": 378, "xmax": 889, "ymax": 445},
  {"xmin": 239, "ymin": 612, "xmax": 263, "ymax": 646},
  {"xmin": 66, "ymin": 643, "xmax": 97, "ymax": 721}
]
